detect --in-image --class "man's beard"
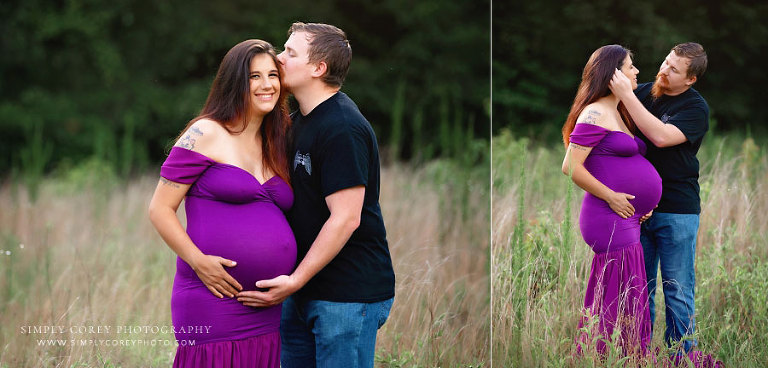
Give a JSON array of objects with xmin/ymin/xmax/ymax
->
[{"xmin": 651, "ymin": 73, "xmax": 669, "ymax": 98}]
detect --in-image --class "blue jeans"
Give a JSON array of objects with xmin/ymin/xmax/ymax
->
[
  {"xmin": 280, "ymin": 295, "xmax": 394, "ymax": 368},
  {"xmin": 640, "ymin": 212, "xmax": 699, "ymax": 353}
]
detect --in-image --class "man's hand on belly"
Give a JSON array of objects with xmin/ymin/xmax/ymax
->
[{"xmin": 236, "ymin": 274, "xmax": 300, "ymax": 308}]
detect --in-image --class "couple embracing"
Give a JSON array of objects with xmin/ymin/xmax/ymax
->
[
  {"xmin": 562, "ymin": 43, "xmax": 720, "ymax": 365},
  {"xmin": 149, "ymin": 22, "xmax": 395, "ymax": 367}
]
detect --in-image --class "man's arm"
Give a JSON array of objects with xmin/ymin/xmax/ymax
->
[
  {"xmin": 609, "ymin": 69, "xmax": 687, "ymax": 147},
  {"xmin": 237, "ymin": 185, "xmax": 365, "ymax": 307}
]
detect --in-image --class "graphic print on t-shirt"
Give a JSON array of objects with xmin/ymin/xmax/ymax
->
[{"xmin": 294, "ymin": 151, "xmax": 312, "ymax": 175}]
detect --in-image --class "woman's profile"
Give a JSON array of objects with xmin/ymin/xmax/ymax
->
[{"xmin": 561, "ymin": 44, "xmax": 658, "ymax": 358}]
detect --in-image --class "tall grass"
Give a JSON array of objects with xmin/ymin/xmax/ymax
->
[
  {"xmin": 492, "ymin": 129, "xmax": 768, "ymax": 367},
  {"xmin": 377, "ymin": 159, "xmax": 489, "ymax": 367},
  {"xmin": 0, "ymin": 157, "xmax": 489, "ymax": 367}
]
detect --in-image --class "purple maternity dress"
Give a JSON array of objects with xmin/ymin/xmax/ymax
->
[
  {"xmin": 160, "ymin": 146, "xmax": 296, "ymax": 368},
  {"xmin": 570, "ymin": 123, "xmax": 661, "ymax": 356}
]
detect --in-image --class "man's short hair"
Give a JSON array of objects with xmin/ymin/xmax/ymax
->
[
  {"xmin": 672, "ymin": 42, "xmax": 707, "ymax": 80},
  {"xmin": 289, "ymin": 22, "xmax": 352, "ymax": 87}
]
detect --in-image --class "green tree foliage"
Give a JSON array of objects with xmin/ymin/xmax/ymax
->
[
  {"xmin": 0, "ymin": 0, "xmax": 489, "ymax": 176},
  {"xmin": 493, "ymin": 0, "xmax": 768, "ymax": 139}
]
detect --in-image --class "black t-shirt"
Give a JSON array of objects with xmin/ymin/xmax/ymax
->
[
  {"xmin": 635, "ymin": 82, "xmax": 709, "ymax": 214},
  {"xmin": 288, "ymin": 92, "xmax": 395, "ymax": 302}
]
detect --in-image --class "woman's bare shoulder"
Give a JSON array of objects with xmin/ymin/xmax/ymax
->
[
  {"xmin": 174, "ymin": 119, "xmax": 226, "ymax": 153},
  {"xmin": 575, "ymin": 103, "xmax": 611, "ymax": 129}
]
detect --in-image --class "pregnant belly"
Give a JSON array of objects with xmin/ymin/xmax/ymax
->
[
  {"xmin": 580, "ymin": 155, "xmax": 662, "ymax": 252},
  {"xmin": 181, "ymin": 202, "xmax": 297, "ymax": 290},
  {"xmin": 593, "ymin": 155, "xmax": 662, "ymax": 216}
]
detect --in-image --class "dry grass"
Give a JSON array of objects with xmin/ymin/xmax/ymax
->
[{"xmin": 0, "ymin": 160, "xmax": 489, "ymax": 367}]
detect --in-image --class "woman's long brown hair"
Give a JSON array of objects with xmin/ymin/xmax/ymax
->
[
  {"xmin": 177, "ymin": 39, "xmax": 291, "ymax": 184},
  {"xmin": 562, "ymin": 45, "xmax": 636, "ymax": 148}
]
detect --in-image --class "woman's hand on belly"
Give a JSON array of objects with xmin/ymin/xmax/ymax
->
[
  {"xmin": 189, "ymin": 254, "xmax": 243, "ymax": 298},
  {"xmin": 605, "ymin": 191, "xmax": 636, "ymax": 219}
]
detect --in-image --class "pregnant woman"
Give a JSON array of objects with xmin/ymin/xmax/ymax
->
[
  {"xmin": 561, "ymin": 45, "xmax": 660, "ymax": 358},
  {"xmin": 149, "ymin": 39, "xmax": 293, "ymax": 367}
]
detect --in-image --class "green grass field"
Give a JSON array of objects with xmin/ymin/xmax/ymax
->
[
  {"xmin": 492, "ymin": 130, "xmax": 768, "ymax": 367},
  {"xmin": 0, "ymin": 158, "xmax": 489, "ymax": 367}
]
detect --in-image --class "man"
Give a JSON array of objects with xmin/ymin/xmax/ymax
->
[
  {"xmin": 610, "ymin": 42, "xmax": 709, "ymax": 354},
  {"xmin": 237, "ymin": 22, "xmax": 396, "ymax": 367}
]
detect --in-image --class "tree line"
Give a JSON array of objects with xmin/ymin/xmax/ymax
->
[
  {"xmin": 0, "ymin": 0, "xmax": 490, "ymax": 178},
  {"xmin": 493, "ymin": 0, "xmax": 768, "ymax": 140}
]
